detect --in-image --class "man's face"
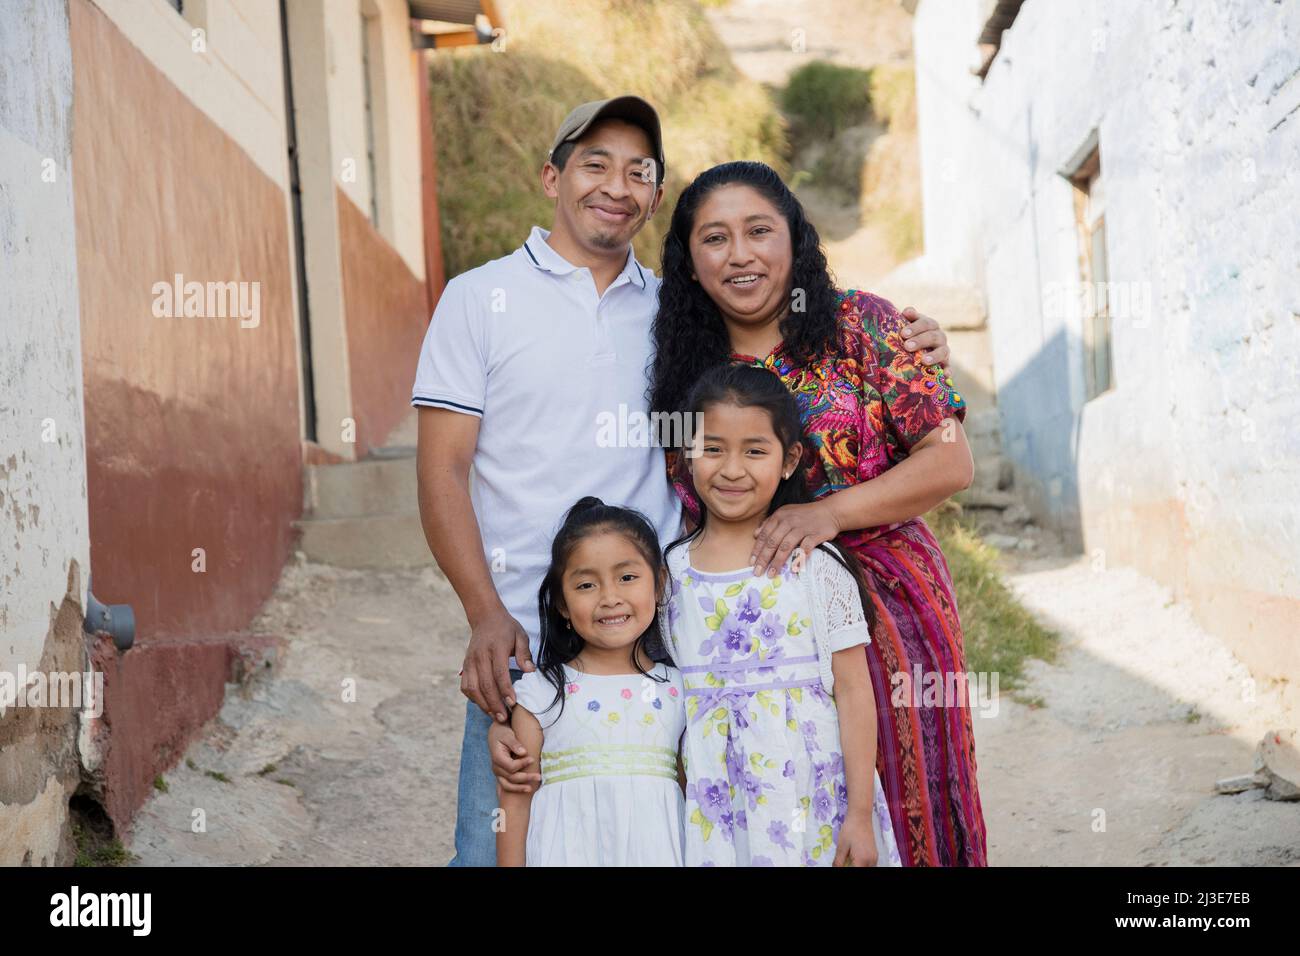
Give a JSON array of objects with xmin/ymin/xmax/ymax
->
[{"xmin": 543, "ymin": 118, "xmax": 663, "ymax": 251}]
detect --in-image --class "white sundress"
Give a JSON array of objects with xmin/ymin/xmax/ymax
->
[
  {"xmin": 660, "ymin": 543, "xmax": 903, "ymax": 867},
  {"xmin": 511, "ymin": 661, "xmax": 686, "ymax": 866}
]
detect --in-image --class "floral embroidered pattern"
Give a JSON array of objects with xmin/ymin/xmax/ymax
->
[{"xmin": 667, "ymin": 554, "xmax": 901, "ymax": 866}]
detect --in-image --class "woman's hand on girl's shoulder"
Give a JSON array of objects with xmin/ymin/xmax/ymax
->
[
  {"xmin": 751, "ymin": 500, "xmax": 841, "ymax": 578},
  {"xmin": 833, "ymin": 813, "xmax": 879, "ymax": 867}
]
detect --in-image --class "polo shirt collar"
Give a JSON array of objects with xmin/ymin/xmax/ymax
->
[{"xmin": 522, "ymin": 225, "xmax": 647, "ymax": 290}]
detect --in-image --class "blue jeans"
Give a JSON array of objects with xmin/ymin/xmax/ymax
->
[{"xmin": 448, "ymin": 668, "xmax": 523, "ymax": 867}]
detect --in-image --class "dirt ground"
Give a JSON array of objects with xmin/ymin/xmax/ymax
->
[
  {"xmin": 127, "ymin": 560, "xmax": 466, "ymax": 865},
  {"xmin": 125, "ymin": 519, "xmax": 1299, "ymax": 867},
  {"xmin": 972, "ymin": 521, "xmax": 1300, "ymax": 866}
]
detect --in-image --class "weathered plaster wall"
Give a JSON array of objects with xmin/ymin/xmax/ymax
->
[
  {"xmin": 0, "ymin": 0, "xmax": 93, "ymax": 866},
  {"xmin": 338, "ymin": 187, "xmax": 428, "ymax": 456},
  {"xmin": 913, "ymin": 0, "xmax": 1300, "ymax": 681}
]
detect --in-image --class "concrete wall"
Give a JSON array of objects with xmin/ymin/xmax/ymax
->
[
  {"xmin": 2, "ymin": 0, "xmax": 440, "ymax": 850},
  {"xmin": 286, "ymin": 0, "xmax": 428, "ymax": 456},
  {"xmin": 70, "ymin": 0, "xmax": 305, "ymax": 829},
  {"xmin": 911, "ymin": 0, "xmax": 987, "ymax": 285},
  {"xmin": 913, "ymin": 0, "xmax": 1300, "ymax": 683},
  {"xmin": 0, "ymin": 0, "xmax": 92, "ymax": 866},
  {"xmin": 338, "ymin": 186, "xmax": 429, "ymax": 456}
]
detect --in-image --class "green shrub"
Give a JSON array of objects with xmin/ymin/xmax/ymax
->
[{"xmin": 781, "ymin": 61, "xmax": 873, "ymax": 143}]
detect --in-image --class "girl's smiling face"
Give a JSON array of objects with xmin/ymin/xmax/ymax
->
[
  {"xmin": 559, "ymin": 530, "xmax": 660, "ymax": 651},
  {"xmin": 688, "ymin": 401, "xmax": 803, "ymax": 524}
]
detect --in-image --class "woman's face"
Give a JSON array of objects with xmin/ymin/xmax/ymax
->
[{"xmin": 687, "ymin": 184, "xmax": 794, "ymax": 331}]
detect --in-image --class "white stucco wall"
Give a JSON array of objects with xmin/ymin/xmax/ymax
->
[
  {"xmin": 911, "ymin": 0, "xmax": 987, "ymax": 285},
  {"xmin": 913, "ymin": 0, "xmax": 1300, "ymax": 680},
  {"xmin": 1, "ymin": 0, "xmax": 91, "ymax": 665},
  {"xmin": 327, "ymin": 0, "xmax": 427, "ymax": 280}
]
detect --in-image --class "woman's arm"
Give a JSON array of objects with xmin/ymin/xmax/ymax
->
[
  {"xmin": 823, "ymin": 417, "xmax": 973, "ymax": 532},
  {"xmin": 750, "ymin": 419, "xmax": 973, "ymax": 576},
  {"xmin": 496, "ymin": 707, "xmax": 544, "ymax": 866},
  {"xmin": 830, "ymin": 645, "xmax": 880, "ymax": 867}
]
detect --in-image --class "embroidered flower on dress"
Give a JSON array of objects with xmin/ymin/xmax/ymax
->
[
  {"xmin": 735, "ymin": 588, "xmax": 762, "ymax": 623},
  {"xmin": 688, "ymin": 778, "xmax": 730, "ymax": 825},
  {"xmin": 767, "ymin": 819, "xmax": 796, "ymax": 851},
  {"xmin": 812, "ymin": 787, "xmax": 835, "ymax": 823},
  {"xmin": 755, "ymin": 611, "xmax": 781, "ymax": 645}
]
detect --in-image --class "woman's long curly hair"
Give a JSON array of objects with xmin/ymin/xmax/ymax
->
[{"xmin": 648, "ymin": 161, "xmax": 843, "ymax": 422}]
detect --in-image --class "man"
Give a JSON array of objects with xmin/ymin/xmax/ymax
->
[{"xmin": 412, "ymin": 96, "xmax": 952, "ymax": 866}]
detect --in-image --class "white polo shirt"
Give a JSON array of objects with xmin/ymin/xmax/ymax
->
[{"xmin": 412, "ymin": 225, "xmax": 683, "ymax": 657}]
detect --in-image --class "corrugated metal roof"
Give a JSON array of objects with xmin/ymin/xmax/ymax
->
[
  {"xmin": 408, "ymin": 1, "xmax": 483, "ymax": 26},
  {"xmin": 977, "ymin": 0, "xmax": 1026, "ymax": 46},
  {"xmin": 975, "ymin": 0, "xmax": 1026, "ymax": 78}
]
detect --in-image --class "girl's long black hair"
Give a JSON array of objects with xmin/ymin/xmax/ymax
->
[
  {"xmin": 647, "ymin": 161, "xmax": 843, "ymax": 421},
  {"xmin": 664, "ymin": 364, "xmax": 881, "ymax": 638},
  {"xmin": 533, "ymin": 497, "xmax": 671, "ymax": 722}
]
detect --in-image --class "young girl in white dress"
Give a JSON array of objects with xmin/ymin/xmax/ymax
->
[
  {"xmin": 661, "ymin": 363, "xmax": 902, "ymax": 867},
  {"xmin": 496, "ymin": 498, "xmax": 686, "ymax": 866}
]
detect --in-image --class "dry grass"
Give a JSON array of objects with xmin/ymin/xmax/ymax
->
[
  {"xmin": 927, "ymin": 502, "xmax": 1060, "ymax": 691},
  {"xmin": 430, "ymin": 0, "xmax": 788, "ymax": 277},
  {"xmin": 858, "ymin": 63, "xmax": 922, "ymax": 260}
]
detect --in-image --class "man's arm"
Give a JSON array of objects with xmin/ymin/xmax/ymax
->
[{"xmin": 417, "ymin": 406, "xmax": 533, "ymax": 724}]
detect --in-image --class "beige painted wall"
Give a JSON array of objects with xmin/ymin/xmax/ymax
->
[
  {"xmin": 327, "ymin": 0, "xmax": 426, "ymax": 280},
  {"xmin": 86, "ymin": 0, "xmax": 426, "ymax": 458}
]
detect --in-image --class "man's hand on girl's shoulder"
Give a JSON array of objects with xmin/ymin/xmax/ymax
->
[{"xmin": 462, "ymin": 608, "xmax": 533, "ymax": 722}]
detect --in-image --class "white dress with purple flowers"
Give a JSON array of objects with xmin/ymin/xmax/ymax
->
[
  {"xmin": 660, "ymin": 543, "xmax": 902, "ymax": 867},
  {"xmin": 511, "ymin": 662, "xmax": 686, "ymax": 867}
]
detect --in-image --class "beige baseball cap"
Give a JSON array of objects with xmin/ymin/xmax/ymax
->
[{"xmin": 548, "ymin": 95, "xmax": 665, "ymax": 178}]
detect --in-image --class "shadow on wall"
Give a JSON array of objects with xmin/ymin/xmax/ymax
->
[{"xmin": 993, "ymin": 325, "xmax": 1084, "ymax": 550}]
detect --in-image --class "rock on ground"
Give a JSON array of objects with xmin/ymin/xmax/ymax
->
[{"xmin": 127, "ymin": 559, "xmax": 467, "ymax": 866}]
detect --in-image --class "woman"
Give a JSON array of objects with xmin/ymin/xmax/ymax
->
[{"xmin": 649, "ymin": 161, "xmax": 987, "ymax": 866}]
